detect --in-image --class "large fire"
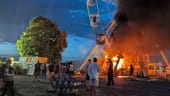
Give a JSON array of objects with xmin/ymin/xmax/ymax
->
[
  {"xmin": 96, "ymin": 0, "xmax": 170, "ymax": 76},
  {"xmin": 99, "ymin": 55, "xmax": 125, "ymax": 75},
  {"xmin": 110, "ymin": 0, "xmax": 170, "ymax": 54}
]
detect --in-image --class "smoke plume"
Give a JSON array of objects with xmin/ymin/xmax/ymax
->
[{"xmin": 112, "ymin": 0, "xmax": 170, "ymax": 54}]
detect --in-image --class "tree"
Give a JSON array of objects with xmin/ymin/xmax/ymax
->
[{"xmin": 16, "ymin": 16, "xmax": 67, "ymax": 64}]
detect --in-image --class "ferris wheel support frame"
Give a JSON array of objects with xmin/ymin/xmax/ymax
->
[
  {"xmin": 79, "ymin": 0, "xmax": 118, "ymax": 71},
  {"xmin": 79, "ymin": 20, "xmax": 117, "ymax": 70}
]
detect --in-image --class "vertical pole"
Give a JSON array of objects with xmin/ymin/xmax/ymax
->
[
  {"xmin": 160, "ymin": 50, "xmax": 169, "ymax": 67},
  {"xmin": 79, "ymin": 45, "xmax": 99, "ymax": 70}
]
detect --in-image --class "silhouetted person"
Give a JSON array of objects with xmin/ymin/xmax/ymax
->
[
  {"xmin": 107, "ymin": 58, "xmax": 114, "ymax": 86},
  {"xmin": 0, "ymin": 59, "xmax": 15, "ymax": 96},
  {"xmin": 129, "ymin": 64, "xmax": 134, "ymax": 78},
  {"xmin": 85, "ymin": 59, "xmax": 91, "ymax": 91},
  {"xmin": 48, "ymin": 63, "xmax": 55, "ymax": 81},
  {"xmin": 41, "ymin": 63, "xmax": 47, "ymax": 79},
  {"xmin": 33, "ymin": 61, "xmax": 41, "ymax": 82}
]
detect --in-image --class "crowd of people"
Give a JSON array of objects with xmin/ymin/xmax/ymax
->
[
  {"xmin": 33, "ymin": 61, "xmax": 56, "ymax": 82},
  {"xmin": 0, "ymin": 57, "xmax": 135, "ymax": 96},
  {"xmin": 0, "ymin": 59, "xmax": 71, "ymax": 96}
]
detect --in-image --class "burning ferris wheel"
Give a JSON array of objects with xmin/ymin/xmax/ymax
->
[{"xmin": 82, "ymin": 0, "xmax": 170, "ymax": 78}]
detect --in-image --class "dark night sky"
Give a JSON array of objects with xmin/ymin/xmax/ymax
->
[{"xmin": 0, "ymin": 0, "xmax": 116, "ymax": 60}]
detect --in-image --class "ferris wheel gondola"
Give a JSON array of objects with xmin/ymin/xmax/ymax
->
[{"xmin": 87, "ymin": 0, "xmax": 96, "ymax": 6}]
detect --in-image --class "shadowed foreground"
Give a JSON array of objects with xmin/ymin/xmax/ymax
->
[{"xmin": 7, "ymin": 75, "xmax": 170, "ymax": 96}]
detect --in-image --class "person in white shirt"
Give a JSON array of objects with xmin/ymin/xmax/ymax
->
[{"xmin": 87, "ymin": 57, "xmax": 100, "ymax": 96}]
